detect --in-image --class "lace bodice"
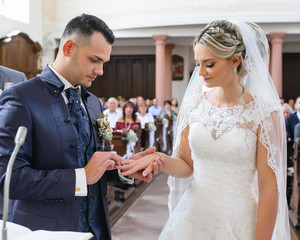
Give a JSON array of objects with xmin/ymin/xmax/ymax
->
[{"xmin": 189, "ymin": 93, "xmax": 261, "ymax": 140}]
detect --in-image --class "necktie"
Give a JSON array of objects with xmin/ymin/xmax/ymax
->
[{"xmin": 66, "ymin": 88, "xmax": 90, "ymax": 232}]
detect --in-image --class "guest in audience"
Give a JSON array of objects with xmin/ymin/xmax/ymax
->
[
  {"xmin": 280, "ymin": 97, "xmax": 285, "ymax": 105},
  {"xmin": 295, "ymin": 123, "xmax": 300, "ymax": 142},
  {"xmin": 0, "ymin": 65, "xmax": 26, "ymax": 93},
  {"xmin": 282, "ymin": 103, "xmax": 292, "ymax": 120},
  {"xmin": 288, "ymin": 98, "xmax": 296, "ymax": 114},
  {"xmin": 158, "ymin": 100, "xmax": 176, "ymax": 120},
  {"xmin": 158, "ymin": 100, "xmax": 176, "ymax": 153},
  {"xmin": 171, "ymin": 98, "xmax": 179, "ymax": 115},
  {"xmin": 120, "ymin": 20, "xmax": 290, "ymax": 239},
  {"xmin": 145, "ymin": 98, "xmax": 152, "ymax": 109},
  {"xmin": 136, "ymin": 95, "xmax": 144, "ymax": 108},
  {"xmin": 286, "ymin": 96, "xmax": 300, "ymax": 144},
  {"xmin": 115, "ymin": 101, "xmax": 141, "ymax": 158},
  {"xmin": 103, "ymin": 97, "xmax": 122, "ymax": 129},
  {"xmin": 115, "ymin": 101, "xmax": 141, "ymax": 132},
  {"xmin": 148, "ymin": 98, "xmax": 163, "ymax": 117},
  {"xmin": 136, "ymin": 101, "xmax": 155, "ymax": 149},
  {"xmin": 0, "ymin": 14, "xmax": 159, "ymax": 240}
]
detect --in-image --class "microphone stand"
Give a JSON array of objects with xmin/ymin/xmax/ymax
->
[{"xmin": 2, "ymin": 126, "xmax": 27, "ymax": 240}]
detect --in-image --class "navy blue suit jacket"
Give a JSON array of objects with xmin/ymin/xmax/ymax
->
[
  {"xmin": 0, "ymin": 66, "xmax": 122, "ymax": 239},
  {"xmin": 286, "ymin": 112, "xmax": 300, "ymax": 143}
]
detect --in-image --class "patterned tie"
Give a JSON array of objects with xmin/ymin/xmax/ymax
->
[{"xmin": 66, "ymin": 88, "xmax": 90, "ymax": 232}]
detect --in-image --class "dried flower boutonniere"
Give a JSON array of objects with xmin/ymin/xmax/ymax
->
[{"xmin": 97, "ymin": 113, "xmax": 113, "ymax": 150}]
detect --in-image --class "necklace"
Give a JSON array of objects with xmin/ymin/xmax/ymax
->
[{"xmin": 125, "ymin": 121, "xmax": 132, "ymax": 131}]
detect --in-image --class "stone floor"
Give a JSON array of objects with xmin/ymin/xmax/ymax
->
[{"xmin": 111, "ymin": 172, "xmax": 169, "ymax": 240}]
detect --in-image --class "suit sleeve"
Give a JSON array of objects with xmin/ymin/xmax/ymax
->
[{"xmin": 0, "ymin": 86, "xmax": 76, "ymax": 202}]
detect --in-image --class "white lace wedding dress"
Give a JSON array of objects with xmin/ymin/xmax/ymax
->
[{"xmin": 159, "ymin": 93, "xmax": 262, "ymax": 240}]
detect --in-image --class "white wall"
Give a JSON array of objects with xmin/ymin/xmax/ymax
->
[
  {"xmin": 172, "ymin": 46, "xmax": 194, "ymax": 105},
  {"xmin": 0, "ymin": 0, "xmax": 42, "ymax": 43}
]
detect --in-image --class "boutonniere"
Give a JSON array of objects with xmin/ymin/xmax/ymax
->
[{"xmin": 97, "ymin": 113, "xmax": 113, "ymax": 150}]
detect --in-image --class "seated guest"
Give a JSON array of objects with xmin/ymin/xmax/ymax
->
[
  {"xmin": 136, "ymin": 95, "xmax": 144, "ymax": 109},
  {"xmin": 286, "ymin": 96, "xmax": 300, "ymax": 144},
  {"xmin": 145, "ymin": 98, "xmax": 152, "ymax": 109},
  {"xmin": 282, "ymin": 103, "xmax": 292, "ymax": 120},
  {"xmin": 289, "ymin": 98, "xmax": 296, "ymax": 114},
  {"xmin": 171, "ymin": 98, "xmax": 179, "ymax": 115},
  {"xmin": 103, "ymin": 97, "xmax": 122, "ymax": 129},
  {"xmin": 115, "ymin": 101, "xmax": 141, "ymax": 158},
  {"xmin": 295, "ymin": 123, "xmax": 300, "ymax": 142},
  {"xmin": 148, "ymin": 98, "xmax": 163, "ymax": 117},
  {"xmin": 136, "ymin": 101, "xmax": 155, "ymax": 148},
  {"xmin": 115, "ymin": 101, "xmax": 141, "ymax": 132},
  {"xmin": 158, "ymin": 100, "xmax": 177, "ymax": 153},
  {"xmin": 158, "ymin": 100, "xmax": 176, "ymax": 119},
  {"xmin": 0, "ymin": 65, "xmax": 26, "ymax": 90}
]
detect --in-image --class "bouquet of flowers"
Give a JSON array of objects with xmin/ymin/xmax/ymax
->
[
  {"xmin": 126, "ymin": 130, "xmax": 138, "ymax": 143},
  {"xmin": 97, "ymin": 113, "xmax": 113, "ymax": 150},
  {"xmin": 162, "ymin": 117, "xmax": 169, "ymax": 126},
  {"xmin": 148, "ymin": 123, "xmax": 157, "ymax": 131}
]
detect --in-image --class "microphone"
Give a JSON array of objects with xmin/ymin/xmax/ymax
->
[{"xmin": 2, "ymin": 126, "xmax": 27, "ymax": 240}]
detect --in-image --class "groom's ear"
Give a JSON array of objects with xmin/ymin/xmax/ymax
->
[{"xmin": 62, "ymin": 39, "xmax": 76, "ymax": 57}]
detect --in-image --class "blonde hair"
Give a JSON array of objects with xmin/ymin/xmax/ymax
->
[{"xmin": 194, "ymin": 20, "xmax": 250, "ymax": 109}]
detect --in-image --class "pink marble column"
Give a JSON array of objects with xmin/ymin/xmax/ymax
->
[
  {"xmin": 165, "ymin": 44, "xmax": 175, "ymax": 101},
  {"xmin": 269, "ymin": 32, "xmax": 286, "ymax": 97},
  {"xmin": 153, "ymin": 35, "xmax": 168, "ymax": 105}
]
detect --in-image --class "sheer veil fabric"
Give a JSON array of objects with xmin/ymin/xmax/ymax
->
[{"xmin": 168, "ymin": 21, "xmax": 290, "ymax": 239}]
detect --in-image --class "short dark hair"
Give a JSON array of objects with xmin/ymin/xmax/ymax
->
[
  {"xmin": 164, "ymin": 100, "xmax": 172, "ymax": 106},
  {"xmin": 62, "ymin": 13, "xmax": 115, "ymax": 44}
]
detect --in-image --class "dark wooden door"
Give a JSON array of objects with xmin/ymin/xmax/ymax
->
[
  {"xmin": 88, "ymin": 55, "xmax": 155, "ymax": 100},
  {"xmin": 282, "ymin": 53, "xmax": 300, "ymax": 101}
]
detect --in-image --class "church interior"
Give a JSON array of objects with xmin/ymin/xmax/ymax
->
[{"xmin": 0, "ymin": 0, "xmax": 300, "ymax": 239}]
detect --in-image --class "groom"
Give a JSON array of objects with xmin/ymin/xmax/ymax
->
[{"xmin": 0, "ymin": 14, "xmax": 160, "ymax": 240}]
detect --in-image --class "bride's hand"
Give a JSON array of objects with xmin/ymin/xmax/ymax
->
[{"xmin": 120, "ymin": 153, "xmax": 164, "ymax": 178}]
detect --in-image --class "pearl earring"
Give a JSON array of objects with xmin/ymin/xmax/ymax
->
[{"xmin": 233, "ymin": 67, "xmax": 236, "ymax": 72}]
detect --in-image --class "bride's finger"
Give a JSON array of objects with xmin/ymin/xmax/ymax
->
[
  {"xmin": 120, "ymin": 159, "xmax": 135, "ymax": 165},
  {"xmin": 142, "ymin": 164, "xmax": 154, "ymax": 177},
  {"xmin": 121, "ymin": 164, "xmax": 142, "ymax": 176},
  {"xmin": 118, "ymin": 163, "xmax": 136, "ymax": 171}
]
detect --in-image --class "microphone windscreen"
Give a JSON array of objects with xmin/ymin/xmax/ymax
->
[{"xmin": 14, "ymin": 126, "xmax": 28, "ymax": 146}]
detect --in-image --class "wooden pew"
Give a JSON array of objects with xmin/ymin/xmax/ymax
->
[
  {"xmin": 154, "ymin": 118, "xmax": 163, "ymax": 152},
  {"xmin": 140, "ymin": 123, "xmax": 150, "ymax": 150},
  {"xmin": 111, "ymin": 131, "xmax": 127, "ymax": 156},
  {"xmin": 155, "ymin": 116, "xmax": 174, "ymax": 155},
  {"xmin": 290, "ymin": 138, "xmax": 300, "ymax": 229}
]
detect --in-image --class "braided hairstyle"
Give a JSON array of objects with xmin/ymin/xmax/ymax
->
[{"xmin": 194, "ymin": 20, "xmax": 247, "ymax": 80}]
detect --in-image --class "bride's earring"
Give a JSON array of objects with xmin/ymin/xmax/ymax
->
[{"xmin": 233, "ymin": 67, "xmax": 236, "ymax": 72}]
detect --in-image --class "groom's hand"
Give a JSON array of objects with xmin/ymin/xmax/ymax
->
[{"xmin": 122, "ymin": 147, "xmax": 164, "ymax": 182}]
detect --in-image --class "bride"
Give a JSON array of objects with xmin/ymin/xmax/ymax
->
[{"xmin": 120, "ymin": 20, "xmax": 290, "ymax": 239}]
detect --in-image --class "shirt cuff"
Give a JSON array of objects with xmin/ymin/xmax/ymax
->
[
  {"xmin": 75, "ymin": 168, "xmax": 88, "ymax": 196},
  {"xmin": 118, "ymin": 169, "xmax": 134, "ymax": 185}
]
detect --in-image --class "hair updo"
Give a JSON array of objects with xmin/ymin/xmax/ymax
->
[{"xmin": 194, "ymin": 20, "xmax": 247, "ymax": 79}]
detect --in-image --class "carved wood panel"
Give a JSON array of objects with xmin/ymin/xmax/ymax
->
[{"xmin": 0, "ymin": 32, "xmax": 42, "ymax": 79}]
